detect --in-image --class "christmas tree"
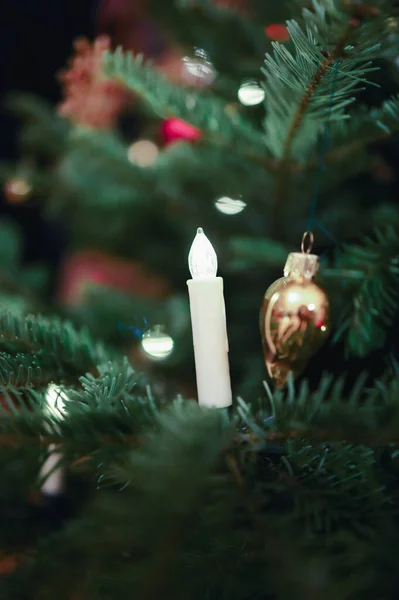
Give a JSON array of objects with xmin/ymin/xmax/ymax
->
[{"xmin": 1, "ymin": 0, "xmax": 399, "ymax": 598}]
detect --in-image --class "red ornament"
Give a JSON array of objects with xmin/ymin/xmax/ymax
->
[
  {"xmin": 162, "ymin": 118, "xmax": 202, "ymax": 146},
  {"xmin": 265, "ymin": 24, "xmax": 290, "ymax": 42}
]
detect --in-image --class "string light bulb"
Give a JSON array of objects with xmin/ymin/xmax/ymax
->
[
  {"xmin": 4, "ymin": 177, "xmax": 32, "ymax": 204},
  {"xmin": 128, "ymin": 140, "xmax": 159, "ymax": 167},
  {"xmin": 141, "ymin": 326, "xmax": 174, "ymax": 360},
  {"xmin": 238, "ymin": 81, "xmax": 265, "ymax": 106},
  {"xmin": 215, "ymin": 196, "xmax": 246, "ymax": 215}
]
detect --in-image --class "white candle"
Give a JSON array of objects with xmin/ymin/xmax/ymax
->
[
  {"xmin": 39, "ymin": 384, "xmax": 67, "ymax": 496},
  {"xmin": 187, "ymin": 227, "xmax": 232, "ymax": 408}
]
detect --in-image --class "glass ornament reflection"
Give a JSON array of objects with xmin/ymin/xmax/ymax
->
[{"xmin": 182, "ymin": 48, "xmax": 216, "ymax": 86}]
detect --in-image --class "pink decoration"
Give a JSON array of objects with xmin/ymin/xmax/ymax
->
[
  {"xmin": 58, "ymin": 36, "xmax": 129, "ymax": 129},
  {"xmin": 58, "ymin": 251, "xmax": 169, "ymax": 306},
  {"xmin": 162, "ymin": 118, "xmax": 202, "ymax": 146}
]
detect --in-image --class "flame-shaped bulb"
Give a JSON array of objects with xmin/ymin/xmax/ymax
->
[{"xmin": 188, "ymin": 227, "xmax": 218, "ymax": 279}]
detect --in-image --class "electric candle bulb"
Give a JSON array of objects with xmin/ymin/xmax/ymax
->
[
  {"xmin": 189, "ymin": 227, "xmax": 218, "ymax": 278},
  {"xmin": 187, "ymin": 227, "xmax": 232, "ymax": 408}
]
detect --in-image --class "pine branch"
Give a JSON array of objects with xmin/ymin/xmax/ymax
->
[
  {"xmin": 103, "ymin": 49, "xmax": 269, "ymax": 157},
  {"xmin": 1, "ymin": 371, "xmax": 399, "ymax": 459},
  {"xmin": 260, "ymin": 0, "xmax": 392, "ymax": 224},
  {"xmin": 0, "ymin": 432, "xmax": 141, "ymax": 450},
  {"xmin": 148, "ymin": 0, "xmax": 269, "ymax": 82},
  {"xmin": 325, "ymin": 94, "xmax": 399, "ymax": 164},
  {"xmin": 2, "ymin": 378, "xmax": 398, "ymax": 598},
  {"xmin": 225, "ymin": 453, "xmax": 326, "ymax": 600},
  {"xmin": 5, "ymin": 93, "xmax": 68, "ymax": 156},
  {"xmin": 52, "ymin": 129, "xmax": 154, "ymax": 224},
  {"xmin": 328, "ymin": 227, "xmax": 399, "ymax": 356},
  {"xmin": 280, "ymin": 22, "xmax": 357, "ymax": 166},
  {"xmin": 0, "ymin": 312, "xmax": 113, "ymax": 378},
  {"xmin": 237, "ymin": 373, "xmax": 399, "ymax": 447},
  {"xmin": 262, "ymin": 6, "xmax": 384, "ymax": 162},
  {"xmin": 141, "ymin": 522, "xmax": 185, "ymax": 600},
  {"xmin": 0, "ymin": 352, "xmax": 63, "ymax": 388}
]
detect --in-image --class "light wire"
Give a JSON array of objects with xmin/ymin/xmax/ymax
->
[{"xmin": 306, "ymin": 59, "xmax": 341, "ymax": 236}]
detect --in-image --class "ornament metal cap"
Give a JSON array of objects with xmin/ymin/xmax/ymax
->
[
  {"xmin": 284, "ymin": 252, "xmax": 319, "ymax": 279},
  {"xmin": 284, "ymin": 231, "xmax": 319, "ymax": 279}
]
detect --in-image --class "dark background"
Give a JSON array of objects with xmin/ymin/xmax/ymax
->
[{"xmin": 0, "ymin": 1, "xmax": 98, "ymax": 266}]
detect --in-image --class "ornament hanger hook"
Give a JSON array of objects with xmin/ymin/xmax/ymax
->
[{"xmin": 301, "ymin": 231, "xmax": 314, "ymax": 254}]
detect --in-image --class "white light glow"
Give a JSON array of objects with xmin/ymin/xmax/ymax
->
[
  {"xmin": 238, "ymin": 81, "xmax": 265, "ymax": 106},
  {"xmin": 321, "ymin": 325, "xmax": 327, "ymax": 332},
  {"xmin": 188, "ymin": 227, "xmax": 218, "ymax": 279},
  {"xmin": 128, "ymin": 140, "xmax": 159, "ymax": 167},
  {"xmin": 9, "ymin": 179, "xmax": 31, "ymax": 195},
  {"xmin": 141, "ymin": 326, "xmax": 174, "ymax": 360},
  {"xmin": 308, "ymin": 303, "xmax": 315, "ymax": 311},
  {"xmin": 45, "ymin": 384, "xmax": 68, "ymax": 420},
  {"xmin": 215, "ymin": 196, "xmax": 246, "ymax": 215}
]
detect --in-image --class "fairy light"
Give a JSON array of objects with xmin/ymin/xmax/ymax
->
[
  {"xmin": 128, "ymin": 140, "xmax": 159, "ymax": 167},
  {"xmin": 215, "ymin": 196, "xmax": 246, "ymax": 215},
  {"xmin": 238, "ymin": 81, "xmax": 265, "ymax": 106}
]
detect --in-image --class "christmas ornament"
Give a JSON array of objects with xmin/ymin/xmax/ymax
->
[
  {"xmin": 265, "ymin": 24, "xmax": 290, "ymax": 42},
  {"xmin": 141, "ymin": 325, "xmax": 174, "ymax": 361},
  {"xmin": 260, "ymin": 233, "xmax": 330, "ymax": 387},
  {"xmin": 4, "ymin": 177, "xmax": 32, "ymax": 204},
  {"xmin": 182, "ymin": 48, "xmax": 216, "ymax": 87},
  {"xmin": 162, "ymin": 118, "xmax": 202, "ymax": 145}
]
